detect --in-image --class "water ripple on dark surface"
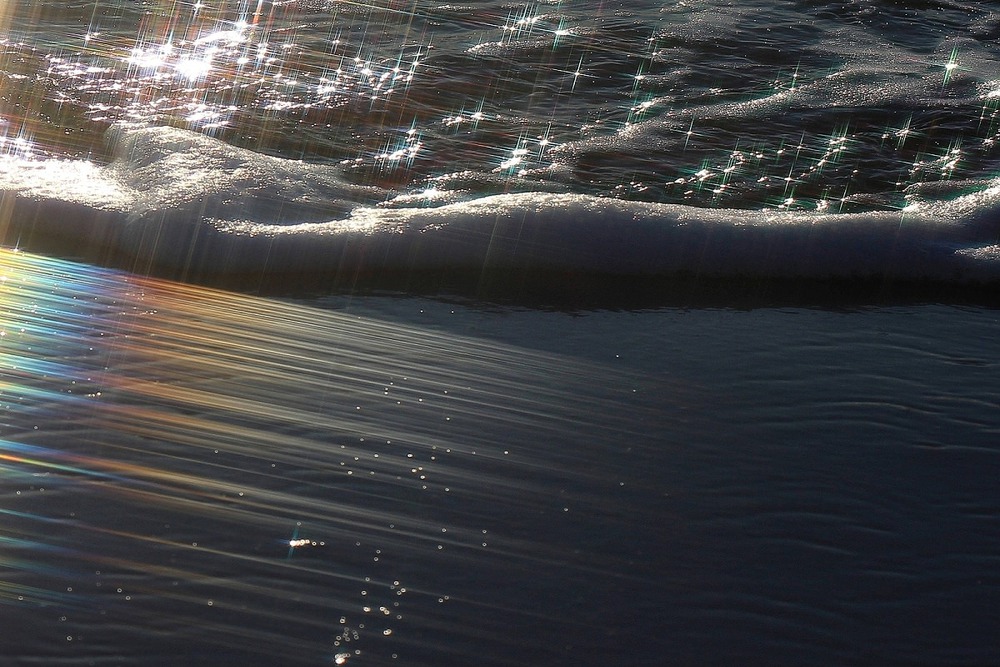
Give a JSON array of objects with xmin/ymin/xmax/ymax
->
[{"xmin": 2, "ymin": 249, "xmax": 999, "ymax": 664}]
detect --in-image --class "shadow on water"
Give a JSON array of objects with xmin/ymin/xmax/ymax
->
[
  {"xmin": 227, "ymin": 269, "xmax": 1000, "ymax": 312},
  {"xmin": 105, "ymin": 264, "xmax": 1000, "ymax": 314},
  {"xmin": 2, "ymin": 214, "xmax": 997, "ymax": 312}
]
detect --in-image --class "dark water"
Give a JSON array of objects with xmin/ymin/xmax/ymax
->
[
  {"xmin": 2, "ymin": 248, "xmax": 999, "ymax": 666},
  {"xmin": 2, "ymin": 2, "xmax": 1000, "ymax": 665}
]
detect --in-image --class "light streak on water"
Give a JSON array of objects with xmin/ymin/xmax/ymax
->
[
  {"xmin": 2, "ymin": 1, "xmax": 1000, "ymax": 663},
  {"xmin": 0, "ymin": 247, "xmax": 677, "ymax": 665}
]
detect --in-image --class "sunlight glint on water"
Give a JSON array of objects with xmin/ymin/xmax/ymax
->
[
  {"xmin": 4, "ymin": 0, "xmax": 1000, "ymax": 211},
  {"xmin": 3, "ymin": 2, "xmax": 1000, "ymax": 664}
]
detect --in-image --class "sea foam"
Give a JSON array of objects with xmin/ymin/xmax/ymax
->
[{"xmin": 1, "ymin": 125, "xmax": 999, "ymax": 285}]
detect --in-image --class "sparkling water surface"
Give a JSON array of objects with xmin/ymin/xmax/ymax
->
[
  {"xmin": 5, "ymin": 0, "xmax": 1000, "ymax": 212},
  {"xmin": 4, "ymin": 0, "xmax": 1000, "ymax": 286},
  {"xmin": 2, "ymin": 2, "xmax": 1000, "ymax": 666}
]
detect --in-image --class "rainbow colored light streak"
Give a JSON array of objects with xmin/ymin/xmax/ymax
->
[{"xmin": 1, "ymin": 247, "xmax": 666, "ymax": 665}]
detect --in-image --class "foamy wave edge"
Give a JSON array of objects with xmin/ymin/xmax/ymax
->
[{"xmin": 1, "ymin": 125, "xmax": 999, "ymax": 286}]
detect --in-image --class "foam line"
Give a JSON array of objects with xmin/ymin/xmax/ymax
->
[{"xmin": 2, "ymin": 125, "xmax": 999, "ymax": 284}]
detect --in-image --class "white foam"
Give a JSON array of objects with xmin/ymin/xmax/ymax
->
[{"xmin": 2, "ymin": 125, "xmax": 999, "ymax": 284}]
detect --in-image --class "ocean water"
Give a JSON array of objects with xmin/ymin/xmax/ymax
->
[
  {"xmin": 2, "ymin": 0, "xmax": 1000, "ymax": 286},
  {"xmin": 1, "ymin": 1, "xmax": 1000, "ymax": 666},
  {"xmin": 2, "ymin": 248, "xmax": 999, "ymax": 666}
]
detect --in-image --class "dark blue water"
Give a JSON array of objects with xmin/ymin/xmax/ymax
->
[{"xmin": 2, "ymin": 248, "xmax": 999, "ymax": 666}]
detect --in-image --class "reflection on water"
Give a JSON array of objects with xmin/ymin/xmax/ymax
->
[
  {"xmin": 5, "ymin": 0, "xmax": 1000, "ymax": 209},
  {"xmin": 3, "ymin": 1, "xmax": 1000, "ymax": 662},
  {"xmin": 3, "ymin": 248, "xmax": 1000, "ymax": 664},
  {"xmin": 0, "ymin": 247, "xmax": 675, "ymax": 665}
]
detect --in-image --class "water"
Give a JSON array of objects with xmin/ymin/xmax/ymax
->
[
  {"xmin": 1, "ymin": 2, "xmax": 1000, "ymax": 666},
  {"xmin": 2, "ymin": 248, "xmax": 999, "ymax": 666},
  {"xmin": 2, "ymin": 0, "xmax": 1000, "ymax": 286}
]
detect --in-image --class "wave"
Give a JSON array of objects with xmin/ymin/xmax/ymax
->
[{"xmin": 1, "ymin": 125, "xmax": 999, "ymax": 290}]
